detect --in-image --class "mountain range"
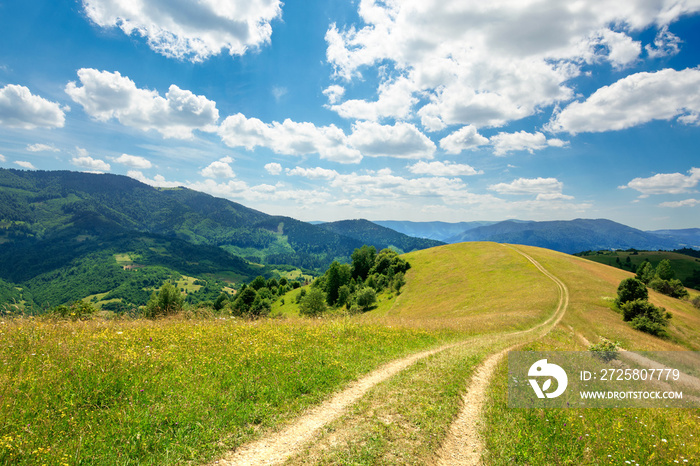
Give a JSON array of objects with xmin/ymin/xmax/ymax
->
[
  {"xmin": 0, "ymin": 168, "xmax": 697, "ymax": 308},
  {"xmin": 0, "ymin": 169, "xmax": 442, "ymax": 307}
]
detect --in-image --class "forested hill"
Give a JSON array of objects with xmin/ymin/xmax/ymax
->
[
  {"xmin": 0, "ymin": 168, "xmax": 371, "ymax": 270},
  {"xmin": 0, "ymin": 168, "xmax": 376, "ymax": 307},
  {"xmin": 317, "ymin": 219, "xmax": 444, "ymax": 253}
]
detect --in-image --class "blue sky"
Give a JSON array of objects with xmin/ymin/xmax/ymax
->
[{"xmin": 1, "ymin": 0, "xmax": 699, "ymax": 230}]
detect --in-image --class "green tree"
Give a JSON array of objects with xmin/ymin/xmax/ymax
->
[
  {"xmin": 213, "ymin": 292, "xmax": 230, "ymax": 311},
  {"xmin": 351, "ymin": 245, "xmax": 376, "ymax": 281},
  {"xmin": 635, "ymin": 261, "xmax": 654, "ymax": 284},
  {"xmin": 655, "ymin": 259, "xmax": 674, "ymax": 281},
  {"xmin": 355, "ymin": 287, "xmax": 377, "ymax": 311},
  {"xmin": 299, "ymin": 288, "xmax": 327, "ymax": 317},
  {"xmin": 616, "ymin": 278, "xmax": 648, "ymax": 306},
  {"xmin": 144, "ymin": 282, "xmax": 183, "ymax": 318},
  {"xmin": 337, "ymin": 285, "xmax": 351, "ymax": 308},
  {"xmin": 231, "ymin": 287, "xmax": 257, "ymax": 315},
  {"xmin": 325, "ymin": 261, "xmax": 352, "ymax": 306},
  {"xmin": 249, "ymin": 276, "xmax": 267, "ymax": 291}
]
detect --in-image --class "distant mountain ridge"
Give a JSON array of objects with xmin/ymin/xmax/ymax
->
[
  {"xmin": 367, "ymin": 219, "xmax": 697, "ymax": 254},
  {"xmin": 443, "ymin": 219, "xmax": 686, "ymax": 253},
  {"xmin": 317, "ymin": 219, "xmax": 444, "ymax": 252}
]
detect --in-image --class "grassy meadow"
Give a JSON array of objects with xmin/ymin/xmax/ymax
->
[
  {"xmin": 2, "ymin": 242, "xmax": 700, "ymax": 465},
  {"xmin": 0, "ymin": 317, "xmax": 452, "ymax": 465},
  {"xmin": 483, "ymin": 246, "xmax": 700, "ymax": 465}
]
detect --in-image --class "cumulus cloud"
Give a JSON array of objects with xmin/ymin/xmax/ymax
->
[
  {"xmin": 407, "ymin": 161, "xmax": 482, "ymax": 177},
  {"xmin": 645, "ymin": 26, "xmax": 682, "ymax": 58},
  {"xmin": 439, "ymin": 125, "xmax": 489, "ymax": 154},
  {"xmin": 322, "ymin": 85, "xmax": 345, "ymax": 105},
  {"xmin": 14, "ymin": 161, "xmax": 36, "ymax": 169},
  {"xmin": 127, "ymin": 170, "xmax": 182, "ymax": 188},
  {"xmin": 348, "ymin": 121, "xmax": 436, "ymax": 159},
  {"xmin": 27, "ymin": 143, "xmax": 60, "ymax": 152},
  {"xmin": 82, "ymin": 0, "xmax": 282, "ymax": 62},
  {"xmin": 328, "ymin": 76, "xmax": 418, "ymax": 121},
  {"xmin": 115, "ymin": 153, "xmax": 152, "ymax": 169},
  {"xmin": 325, "ymin": 1, "xmax": 700, "ymax": 130},
  {"xmin": 0, "ymin": 84, "xmax": 65, "ymax": 129},
  {"xmin": 547, "ymin": 68, "xmax": 700, "ymax": 134},
  {"xmin": 490, "ymin": 131, "xmax": 564, "ymax": 156},
  {"xmin": 622, "ymin": 167, "xmax": 700, "ymax": 196},
  {"xmin": 218, "ymin": 113, "xmax": 362, "ymax": 163},
  {"xmin": 66, "ymin": 68, "xmax": 219, "ymax": 139},
  {"xmin": 264, "ymin": 162, "xmax": 282, "ymax": 175},
  {"xmin": 201, "ymin": 157, "xmax": 236, "ymax": 179},
  {"xmin": 286, "ymin": 166, "xmax": 339, "ymax": 180},
  {"xmin": 489, "ymin": 177, "xmax": 573, "ymax": 200},
  {"xmin": 0, "ymin": 154, "xmax": 5, "ymax": 162},
  {"xmin": 71, "ymin": 155, "xmax": 111, "ymax": 172}
]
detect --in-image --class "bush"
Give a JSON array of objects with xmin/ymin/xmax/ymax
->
[
  {"xmin": 616, "ymin": 278, "xmax": 648, "ymax": 306},
  {"xmin": 620, "ymin": 299, "xmax": 670, "ymax": 336},
  {"xmin": 144, "ymin": 282, "xmax": 184, "ymax": 318},
  {"xmin": 630, "ymin": 315, "xmax": 668, "ymax": 337},
  {"xmin": 589, "ymin": 339, "xmax": 620, "ymax": 362},
  {"xmin": 355, "ymin": 287, "xmax": 377, "ymax": 311},
  {"xmin": 649, "ymin": 278, "xmax": 689, "ymax": 299},
  {"xmin": 299, "ymin": 288, "xmax": 327, "ymax": 317},
  {"xmin": 51, "ymin": 300, "xmax": 96, "ymax": 321},
  {"xmin": 692, "ymin": 295, "xmax": 700, "ymax": 309}
]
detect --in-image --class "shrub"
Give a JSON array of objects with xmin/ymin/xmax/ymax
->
[
  {"xmin": 144, "ymin": 282, "xmax": 184, "ymax": 318},
  {"xmin": 616, "ymin": 278, "xmax": 648, "ymax": 306},
  {"xmin": 51, "ymin": 300, "xmax": 96, "ymax": 321},
  {"xmin": 692, "ymin": 295, "xmax": 700, "ymax": 309},
  {"xmin": 620, "ymin": 299, "xmax": 670, "ymax": 337},
  {"xmin": 355, "ymin": 287, "xmax": 377, "ymax": 311},
  {"xmin": 299, "ymin": 288, "xmax": 327, "ymax": 317},
  {"xmin": 649, "ymin": 278, "xmax": 689, "ymax": 299},
  {"xmin": 630, "ymin": 315, "xmax": 668, "ymax": 337},
  {"xmin": 589, "ymin": 339, "xmax": 620, "ymax": 362}
]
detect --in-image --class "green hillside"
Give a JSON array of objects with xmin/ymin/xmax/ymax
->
[{"xmin": 576, "ymin": 249, "xmax": 700, "ymax": 289}]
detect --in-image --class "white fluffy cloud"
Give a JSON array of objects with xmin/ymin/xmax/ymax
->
[
  {"xmin": 264, "ymin": 162, "xmax": 282, "ymax": 175},
  {"xmin": 286, "ymin": 166, "xmax": 339, "ymax": 180},
  {"xmin": 348, "ymin": 121, "xmax": 436, "ymax": 159},
  {"xmin": 490, "ymin": 131, "xmax": 566, "ymax": 156},
  {"xmin": 27, "ymin": 143, "xmax": 60, "ymax": 152},
  {"xmin": 82, "ymin": 0, "xmax": 282, "ymax": 62},
  {"xmin": 218, "ymin": 113, "xmax": 362, "ymax": 163},
  {"xmin": 548, "ymin": 68, "xmax": 700, "ymax": 134},
  {"xmin": 325, "ymin": 1, "xmax": 700, "ymax": 131},
  {"xmin": 489, "ymin": 177, "xmax": 573, "ymax": 200},
  {"xmin": 115, "ymin": 153, "xmax": 152, "ymax": 169},
  {"xmin": 0, "ymin": 84, "xmax": 66, "ymax": 129},
  {"xmin": 407, "ymin": 161, "xmax": 482, "ymax": 177},
  {"xmin": 201, "ymin": 157, "xmax": 236, "ymax": 179},
  {"xmin": 66, "ymin": 68, "xmax": 219, "ymax": 139},
  {"xmin": 14, "ymin": 161, "xmax": 36, "ymax": 169},
  {"xmin": 71, "ymin": 155, "xmax": 111, "ymax": 172},
  {"xmin": 622, "ymin": 167, "xmax": 700, "ymax": 196},
  {"xmin": 439, "ymin": 125, "xmax": 489, "ymax": 154},
  {"xmin": 0, "ymin": 154, "xmax": 5, "ymax": 162},
  {"xmin": 127, "ymin": 170, "xmax": 182, "ymax": 188}
]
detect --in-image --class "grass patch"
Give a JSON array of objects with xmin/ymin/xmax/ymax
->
[
  {"xmin": 285, "ymin": 339, "xmax": 492, "ymax": 465},
  {"xmin": 374, "ymin": 243, "xmax": 559, "ymax": 334},
  {"xmin": 482, "ymin": 327, "xmax": 700, "ymax": 465},
  {"xmin": 0, "ymin": 317, "xmax": 451, "ymax": 465}
]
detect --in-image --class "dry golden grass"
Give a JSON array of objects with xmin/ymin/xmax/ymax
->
[{"xmin": 362, "ymin": 242, "xmax": 559, "ymax": 335}]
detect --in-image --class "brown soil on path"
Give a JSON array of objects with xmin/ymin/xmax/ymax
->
[
  {"xmin": 213, "ymin": 342, "xmax": 462, "ymax": 466},
  {"xmin": 435, "ymin": 245, "xmax": 570, "ymax": 465}
]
